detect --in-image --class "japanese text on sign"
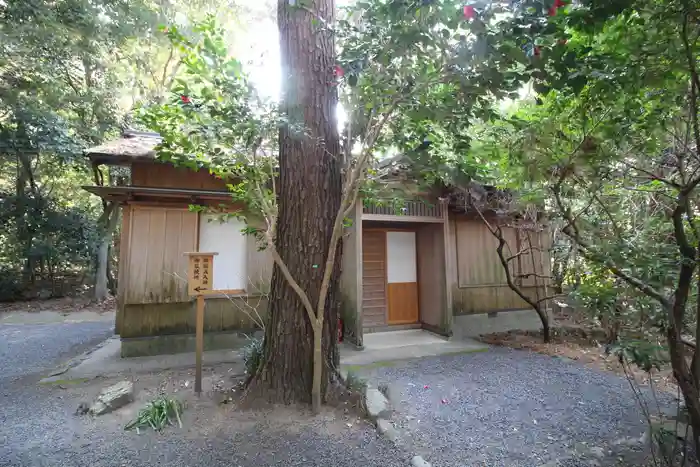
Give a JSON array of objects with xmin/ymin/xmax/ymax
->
[{"xmin": 186, "ymin": 253, "xmax": 216, "ymax": 295}]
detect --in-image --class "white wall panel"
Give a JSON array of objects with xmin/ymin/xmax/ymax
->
[
  {"xmin": 387, "ymin": 231, "xmax": 417, "ymax": 283},
  {"xmin": 198, "ymin": 215, "xmax": 247, "ymax": 291}
]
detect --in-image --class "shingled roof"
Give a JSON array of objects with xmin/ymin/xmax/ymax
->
[{"xmin": 85, "ymin": 130, "xmax": 161, "ymax": 165}]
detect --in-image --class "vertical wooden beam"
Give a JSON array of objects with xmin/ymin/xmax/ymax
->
[
  {"xmin": 355, "ymin": 200, "xmax": 364, "ymax": 347},
  {"xmin": 441, "ymin": 200, "xmax": 454, "ymax": 336},
  {"xmin": 115, "ymin": 204, "xmax": 132, "ymax": 335},
  {"xmin": 195, "ymin": 294, "xmax": 205, "ymax": 395}
]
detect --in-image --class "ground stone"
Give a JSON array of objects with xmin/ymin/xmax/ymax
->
[
  {"xmin": 411, "ymin": 455, "xmax": 431, "ymax": 467},
  {"xmin": 366, "ymin": 388, "xmax": 390, "ymax": 420},
  {"xmin": 588, "ymin": 446, "xmax": 605, "ymax": 458},
  {"xmin": 377, "ymin": 418, "xmax": 399, "ymax": 443},
  {"xmin": 89, "ymin": 380, "xmax": 134, "ymax": 415}
]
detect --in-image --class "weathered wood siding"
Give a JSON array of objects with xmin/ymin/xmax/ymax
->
[
  {"xmin": 416, "ymin": 223, "xmax": 446, "ymax": 329},
  {"xmin": 362, "ymin": 230, "xmax": 388, "ymax": 327},
  {"xmin": 455, "ymin": 220, "xmax": 518, "ymax": 287},
  {"xmin": 449, "ymin": 218, "xmax": 550, "ymax": 314},
  {"xmin": 131, "ymin": 161, "xmax": 229, "ymax": 191},
  {"xmin": 115, "ymin": 205, "xmax": 131, "ymax": 335},
  {"xmin": 517, "ymin": 228, "xmax": 551, "ymax": 287},
  {"xmin": 123, "ymin": 206, "xmax": 197, "ymax": 305},
  {"xmin": 120, "ymin": 296, "xmax": 268, "ymax": 338},
  {"xmin": 243, "ymin": 227, "xmax": 274, "ymax": 292},
  {"xmin": 340, "ymin": 201, "xmax": 363, "ymax": 345},
  {"xmin": 118, "ymin": 206, "xmax": 274, "ymax": 338}
]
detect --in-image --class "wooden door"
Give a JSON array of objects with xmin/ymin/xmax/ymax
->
[
  {"xmin": 362, "ymin": 230, "xmax": 388, "ymax": 327},
  {"xmin": 386, "ymin": 231, "xmax": 419, "ymax": 324}
]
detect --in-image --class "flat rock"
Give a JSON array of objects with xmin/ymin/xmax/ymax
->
[
  {"xmin": 411, "ymin": 455, "xmax": 431, "ymax": 467},
  {"xmin": 365, "ymin": 388, "xmax": 390, "ymax": 420},
  {"xmin": 89, "ymin": 380, "xmax": 134, "ymax": 415}
]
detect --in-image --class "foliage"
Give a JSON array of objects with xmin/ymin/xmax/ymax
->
[
  {"xmin": 242, "ymin": 336, "xmax": 265, "ymax": 376},
  {"xmin": 124, "ymin": 395, "xmax": 184, "ymax": 433},
  {"xmin": 138, "ymin": 17, "xmax": 280, "ymax": 218},
  {"xmin": 0, "ymin": 0, "xmax": 183, "ymax": 300},
  {"xmin": 461, "ymin": 0, "xmax": 700, "ymax": 454},
  {"xmin": 336, "ymin": 0, "xmax": 558, "ymax": 184},
  {"xmin": 608, "ymin": 339, "xmax": 669, "ymax": 373}
]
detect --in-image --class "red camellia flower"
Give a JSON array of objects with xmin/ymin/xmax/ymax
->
[
  {"xmin": 463, "ymin": 5, "xmax": 475, "ymax": 19},
  {"xmin": 180, "ymin": 95, "xmax": 191, "ymax": 104},
  {"xmin": 554, "ymin": 0, "xmax": 565, "ymax": 7},
  {"xmin": 334, "ymin": 65, "xmax": 344, "ymax": 77},
  {"xmin": 548, "ymin": 6, "xmax": 557, "ymax": 16}
]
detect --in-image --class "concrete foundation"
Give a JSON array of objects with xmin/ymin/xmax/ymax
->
[
  {"xmin": 42, "ymin": 329, "xmax": 489, "ymax": 383},
  {"xmin": 120, "ymin": 329, "xmax": 263, "ymax": 357},
  {"xmin": 341, "ymin": 329, "xmax": 488, "ymax": 367},
  {"xmin": 452, "ymin": 309, "xmax": 550, "ymax": 338}
]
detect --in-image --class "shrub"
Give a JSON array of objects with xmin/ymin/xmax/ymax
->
[
  {"xmin": 0, "ymin": 269, "xmax": 23, "ymax": 301},
  {"xmin": 242, "ymin": 336, "xmax": 265, "ymax": 376}
]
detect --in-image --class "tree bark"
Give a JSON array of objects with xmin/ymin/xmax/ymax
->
[
  {"xmin": 246, "ymin": 0, "xmax": 342, "ymax": 404},
  {"xmin": 94, "ymin": 203, "xmax": 119, "ymax": 301}
]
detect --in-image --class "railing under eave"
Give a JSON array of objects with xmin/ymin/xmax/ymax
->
[{"xmin": 362, "ymin": 199, "xmax": 446, "ymax": 222}]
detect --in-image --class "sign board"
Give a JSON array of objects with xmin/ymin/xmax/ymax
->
[
  {"xmin": 183, "ymin": 252, "xmax": 218, "ymax": 395},
  {"xmin": 185, "ymin": 252, "xmax": 218, "ymax": 296}
]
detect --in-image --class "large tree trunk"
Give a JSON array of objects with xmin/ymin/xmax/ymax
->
[{"xmin": 245, "ymin": 0, "xmax": 342, "ymax": 404}]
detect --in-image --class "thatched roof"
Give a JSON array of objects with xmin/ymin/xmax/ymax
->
[{"xmin": 85, "ymin": 130, "xmax": 161, "ymax": 165}]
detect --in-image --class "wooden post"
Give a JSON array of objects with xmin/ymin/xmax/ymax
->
[
  {"xmin": 183, "ymin": 252, "xmax": 218, "ymax": 395},
  {"xmin": 195, "ymin": 294, "xmax": 205, "ymax": 395}
]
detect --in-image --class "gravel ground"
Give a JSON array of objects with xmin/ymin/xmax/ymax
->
[
  {"xmin": 0, "ymin": 319, "xmax": 408, "ymax": 467},
  {"xmin": 359, "ymin": 347, "xmax": 674, "ymax": 467},
  {"xmin": 0, "ymin": 320, "xmax": 114, "ymax": 380}
]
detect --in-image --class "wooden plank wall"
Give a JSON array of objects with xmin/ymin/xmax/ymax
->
[
  {"xmin": 362, "ymin": 230, "xmax": 387, "ymax": 327},
  {"xmin": 131, "ymin": 161, "xmax": 229, "ymax": 191},
  {"xmin": 453, "ymin": 285, "xmax": 545, "ymax": 314},
  {"xmin": 416, "ymin": 224, "xmax": 446, "ymax": 328},
  {"xmin": 339, "ymin": 202, "xmax": 362, "ymax": 342},
  {"xmin": 124, "ymin": 206, "xmax": 197, "ymax": 304},
  {"xmin": 120, "ymin": 296, "xmax": 268, "ymax": 338},
  {"xmin": 244, "ymin": 232, "xmax": 273, "ymax": 292},
  {"xmin": 450, "ymin": 219, "xmax": 550, "ymax": 314},
  {"xmin": 517, "ymin": 229, "xmax": 551, "ymax": 287},
  {"xmin": 119, "ymin": 207, "xmax": 274, "ymax": 338},
  {"xmin": 455, "ymin": 220, "xmax": 518, "ymax": 287}
]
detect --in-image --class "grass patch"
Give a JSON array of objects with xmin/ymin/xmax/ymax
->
[
  {"xmin": 38, "ymin": 377, "xmax": 91, "ymax": 386},
  {"xmin": 125, "ymin": 396, "xmax": 183, "ymax": 434},
  {"xmin": 344, "ymin": 360, "xmax": 400, "ymax": 373}
]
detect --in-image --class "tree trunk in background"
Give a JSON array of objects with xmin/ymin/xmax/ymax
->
[
  {"xmin": 94, "ymin": 203, "xmax": 119, "ymax": 301},
  {"xmin": 246, "ymin": 0, "xmax": 341, "ymax": 404}
]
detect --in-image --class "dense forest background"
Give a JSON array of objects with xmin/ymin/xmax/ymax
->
[{"xmin": 0, "ymin": 0, "xmax": 274, "ymax": 301}]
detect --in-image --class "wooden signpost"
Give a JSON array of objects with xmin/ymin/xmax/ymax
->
[{"xmin": 184, "ymin": 252, "xmax": 218, "ymax": 395}]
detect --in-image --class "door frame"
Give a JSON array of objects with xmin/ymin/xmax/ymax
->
[{"xmin": 363, "ymin": 227, "xmax": 420, "ymax": 326}]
